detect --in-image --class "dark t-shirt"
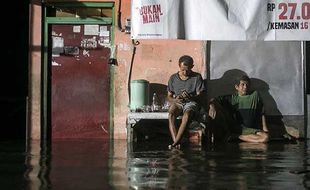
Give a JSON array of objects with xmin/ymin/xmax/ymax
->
[
  {"xmin": 215, "ymin": 91, "xmax": 264, "ymax": 130},
  {"xmin": 167, "ymin": 71, "xmax": 205, "ymax": 98}
]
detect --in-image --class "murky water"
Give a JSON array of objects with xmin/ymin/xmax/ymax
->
[{"xmin": 1, "ymin": 139, "xmax": 310, "ymax": 189}]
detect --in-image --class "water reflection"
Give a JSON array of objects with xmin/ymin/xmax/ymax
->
[
  {"xmin": 25, "ymin": 139, "xmax": 112, "ymax": 190},
  {"xmin": 0, "ymin": 140, "xmax": 28, "ymax": 189},
  {"xmin": 126, "ymin": 140, "xmax": 310, "ymax": 190},
  {"xmin": 1, "ymin": 139, "xmax": 310, "ymax": 189},
  {"xmin": 24, "ymin": 140, "xmax": 42, "ymax": 190}
]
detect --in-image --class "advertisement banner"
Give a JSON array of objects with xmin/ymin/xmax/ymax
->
[{"xmin": 131, "ymin": 0, "xmax": 310, "ymax": 40}]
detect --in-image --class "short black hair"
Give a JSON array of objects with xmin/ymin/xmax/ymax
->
[
  {"xmin": 179, "ymin": 55, "xmax": 193, "ymax": 66},
  {"xmin": 235, "ymin": 75, "xmax": 251, "ymax": 85}
]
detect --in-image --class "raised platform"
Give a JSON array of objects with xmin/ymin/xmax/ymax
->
[
  {"xmin": 126, "ymin": 112, "xmax": 205, "ymax": 144},
  {"xmin": 127, "ymin": 112, "xmax": 170, "ymax": 142}
]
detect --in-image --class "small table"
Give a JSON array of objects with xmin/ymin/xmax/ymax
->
[{"xmin": 127, "ymin": 112, "xmax": 170, "ymax": 142}]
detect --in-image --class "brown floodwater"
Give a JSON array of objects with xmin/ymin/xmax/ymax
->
[{"xmin": 1, "ymin": 138, "xmax": 309, "ymax": 190}]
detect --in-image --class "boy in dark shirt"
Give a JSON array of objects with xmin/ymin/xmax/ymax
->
[
  {"xmin": 167, "ymin": 55, "xmax": 205, "ymax": 149},
  {"xmin": 208, "ymin": 75, "xmax": 269, "ymax": 143}
]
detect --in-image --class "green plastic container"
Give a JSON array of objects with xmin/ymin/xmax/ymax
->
[{"xmin": 130, "ymin": 79, "xmax": 150, "ymax": 111}]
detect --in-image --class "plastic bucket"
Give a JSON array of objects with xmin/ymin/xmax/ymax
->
[{"xmin": 130, "ymin": 79, "xmax": 150, "ymax": 111}]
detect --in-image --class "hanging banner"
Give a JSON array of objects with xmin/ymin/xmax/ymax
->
[{"xmin": 131, "ymin": 0, "xmax": 310, "ymax": 40}]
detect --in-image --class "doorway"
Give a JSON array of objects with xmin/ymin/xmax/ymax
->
[
  {"xmin": 43, "ymin": 3, "xmax": 114, "ymax": 140},
  {"xmin": 50, "ymin": 24, "xmax": 111, "ymax": 139}
]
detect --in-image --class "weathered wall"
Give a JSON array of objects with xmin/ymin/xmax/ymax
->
[
  {"xmin": 114, "ymin": 1, "xmax": 205, "ymax": 138},
  {"xmin": 29, "ymin": 0, "xmax": 42, "ymax": 140},
  {"xmin": 113, "ymin": 38, "xmax": 206, "ymax": 139},
  {"xmin": 29, "ymin": 0, "xmax": 206, "ymax": 140},
  {"xmin": 113, "ymin": 0, "xmax": 206, "ymax": 139}
]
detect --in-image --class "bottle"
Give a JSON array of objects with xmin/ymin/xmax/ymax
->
[{"xmin": 152, "ymin": 93, "xmax": 159, "ymax": 112}]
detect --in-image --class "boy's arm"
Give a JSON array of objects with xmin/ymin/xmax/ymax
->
[
  {"xmin": 261, "ymin": 105, "xmax": 268, "ymax": 132},
  {"xmin": 167, "ymin": 91, "xmax": 183, "ymax": 104},
  {"xmin": 262, "ymin": 114, "xmax": 268, "ymax": 132},
  {"xmin": 208, "ymin": 99, "xmax": 217, "ymax": 119},
  {"xmin": 258, "ymin": 92, "xmax": 268, "ymax": 132},
  {"xmin": 208, "ymin": 97, "xmax": 221, "ymax": 119},
  {"xmin": 257, "ymin": 91, "xmax": 268, "ymax": 132},
  {"xmin": 167, "ymin": 91, "xmax": 175, "ymax": 103},
  {"xmin": 208, "ymin": 95, "xmax": 232, "ymax": 120},
  {"xmin": 187, "ymin": 90, "xmax": 205, "ymax": 102}
]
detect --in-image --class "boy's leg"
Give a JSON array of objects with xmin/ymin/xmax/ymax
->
[
  {"xmin": 168, "ymin": 104, "xmax": 182, "ymax": 144},
  {"xmin": 172, "ymin": 109, "xmax": 192, "ymax": 147},
  {"xmin": 239, "ymin": 133, "xmax": 268, "ymax": 143},
  {"xmin": 239, "ymin": 128, "xmax": 269, "ymax": 143},
  {"xmin": 170, "ymin": 101, "xmax": 197, "ymax": 148}
]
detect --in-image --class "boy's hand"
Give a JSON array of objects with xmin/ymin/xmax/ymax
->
[
  {"xmin": 174, "ymin": 90, "xmax": 191, "ymax": 103},
  {"xmin": 181, "ymin": 90, "xmax": 191, "ymax": 100},
  {"xmin": 175, "ymin": 95, "xmax": 185, "ymax": 103},
  {"xmin": 208, "ymin": 104, "xmax": 216, "ymax": 119}
]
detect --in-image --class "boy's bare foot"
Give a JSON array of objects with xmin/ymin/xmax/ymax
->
[
  {"xmin": 168, "ymin": 144, "xmax": 181, "ymax": 149},
  {"xmin": 175, "ymin": 144, "xmax": 180, "ymax": 149}
]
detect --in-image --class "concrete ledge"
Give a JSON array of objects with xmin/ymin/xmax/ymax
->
[
  {"xmin": 127, "ymin": 112, "xmax": 205, "ymax": 144},
  {"xmin": 128, "ymin": 112, "xmax": 169, "ymax": 125},
  {"xmin": 127, "ymin": 112, "xmax": 170, "ymax": 142}
]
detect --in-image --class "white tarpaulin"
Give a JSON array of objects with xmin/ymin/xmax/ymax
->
[
  {"xmin": 208, "ymin": 41, "xmax": 303, "ymax": 115},
  {"xmin": 131, "ymin": 0, "xmax": 310, "ymax": 40}
]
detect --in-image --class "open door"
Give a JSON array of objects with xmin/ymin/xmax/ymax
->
[{"xmin": 50, "ymin": 24, "xmax": 111, "ymax": 139}]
